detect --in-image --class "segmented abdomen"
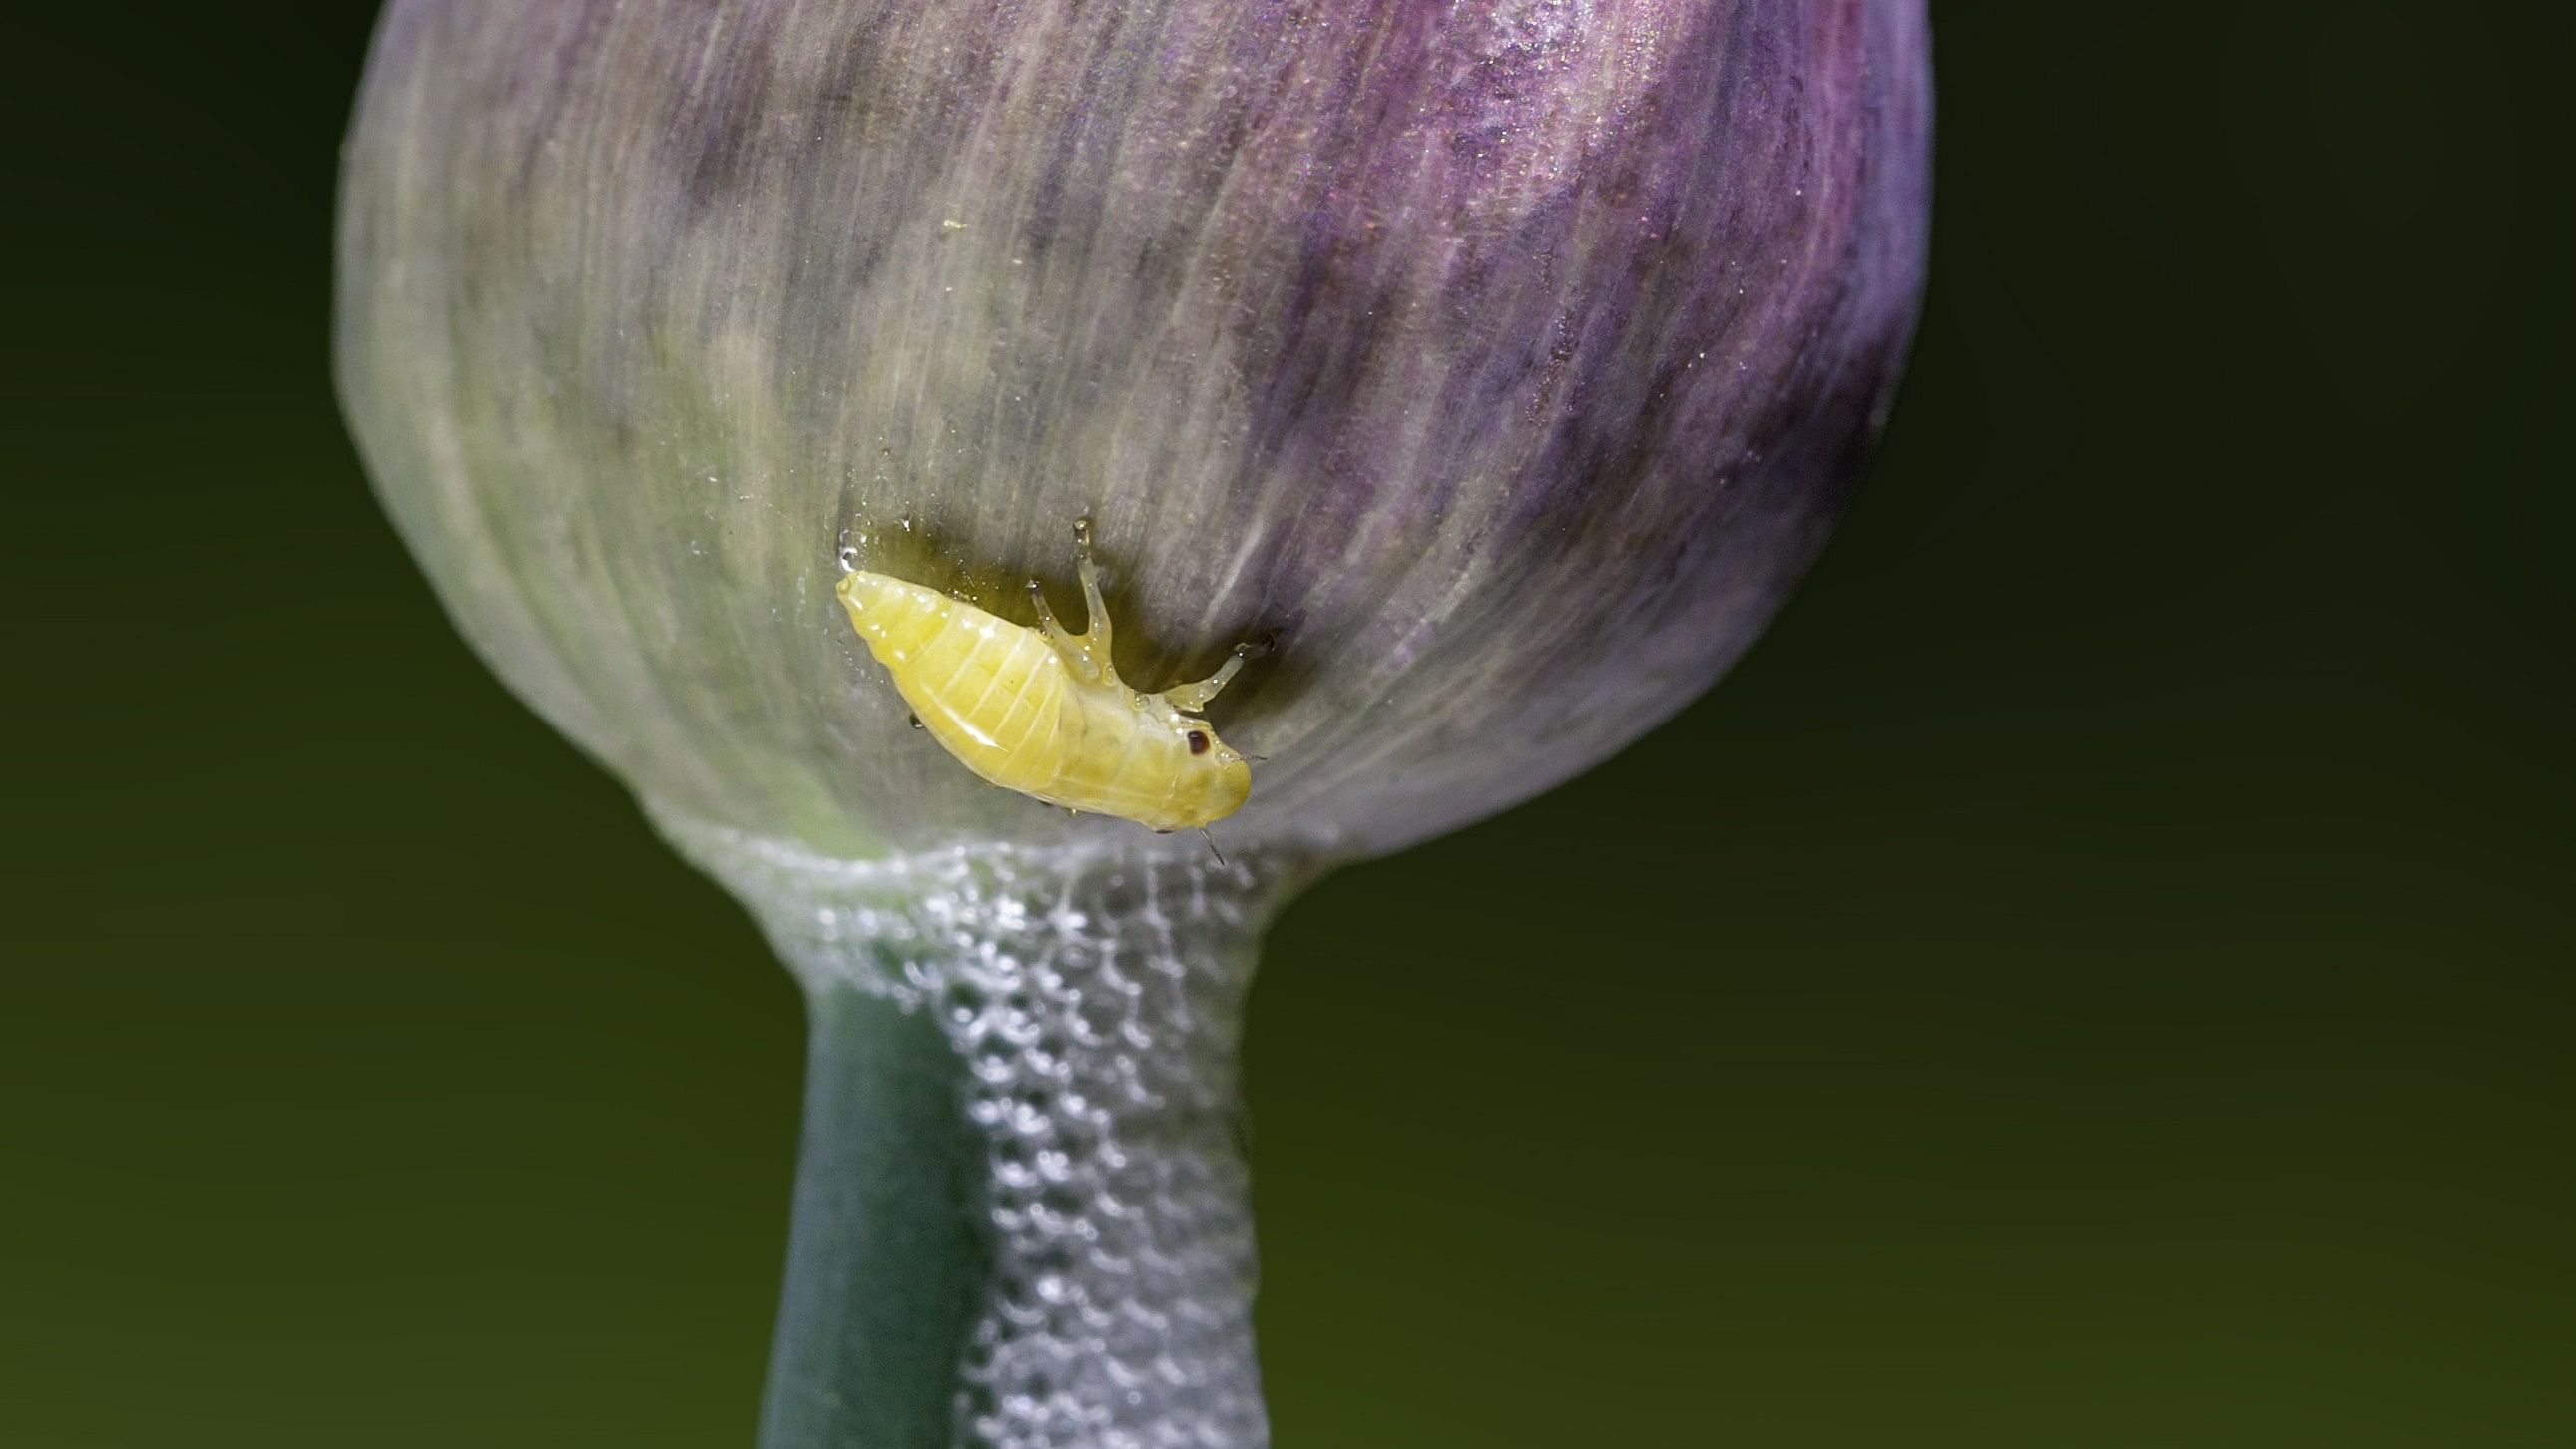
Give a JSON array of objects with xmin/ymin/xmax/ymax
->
[{"xmin": 842, "ymin": 574, "xmax": 1074, "ymax": 798}]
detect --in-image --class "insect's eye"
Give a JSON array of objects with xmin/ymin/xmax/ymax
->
[{"xmin": 1187, "ymin": 730, "xmax": 1211, "ymax": 755}]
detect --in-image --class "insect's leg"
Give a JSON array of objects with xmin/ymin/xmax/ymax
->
[
  {"xmin": 1027, "ymin": 578, "xmax": 1089, "ymax": 664},
  {"xmin": 1164, "ymin": 642, "xmax": 1252, "ymax": 712},
  {"xmin": 1072, "ymin": 515, "xmax": 1113, "ymax": 663}
]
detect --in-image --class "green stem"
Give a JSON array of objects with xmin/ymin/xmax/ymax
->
[
  {"xmin": 655, "ymin": 815, "xmax": 1314, "ymax": 1449},
  {"xmin": 762, "ymin": 983, "xmax": 988, "ymax": 1448}
]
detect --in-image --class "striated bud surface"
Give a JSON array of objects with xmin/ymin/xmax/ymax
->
[{"xmin": 337, "ymin": 0, "xmax": 1932, "ymax": 863}]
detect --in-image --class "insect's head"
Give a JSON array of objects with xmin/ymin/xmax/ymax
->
[{"xmin": 1165, "ymin": 713, "xmax": 1253, "ymax": 827}]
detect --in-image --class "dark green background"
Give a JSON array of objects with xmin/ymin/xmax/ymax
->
[{"xmin": 8, "ymin": 4, "xmax": 2569, "ymax": 1445}]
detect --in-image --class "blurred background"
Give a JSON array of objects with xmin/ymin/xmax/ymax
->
[{"xmin": 5, "ymin": 3, "xmax": 2569, "ymax": 1446}]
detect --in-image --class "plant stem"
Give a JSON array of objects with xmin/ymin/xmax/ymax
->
[
  {"xmin": 763, "ymin": 982, "xmax": 988, "ymax": 1448},
  {"xmin": 656, "ymin": 815, "xmax": 1315, "ymax": 1449}
]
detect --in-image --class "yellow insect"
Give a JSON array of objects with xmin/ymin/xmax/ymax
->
[{"xmin": 836, "ymin": 518, "xmax": 1256, "ymax": 835}]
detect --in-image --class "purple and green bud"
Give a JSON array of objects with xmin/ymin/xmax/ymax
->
[{"xmin": 338, "ymin": 0, "xmax": 1930, "ymax": 862}]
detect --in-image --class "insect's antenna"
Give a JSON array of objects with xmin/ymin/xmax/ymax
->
[{"xmin": 1198, "ymin": 827, "xmax": 1227, "ymax": 867}]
